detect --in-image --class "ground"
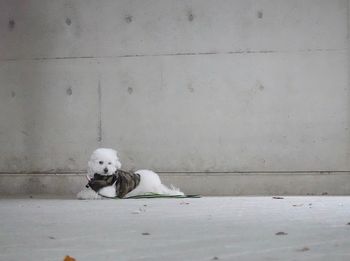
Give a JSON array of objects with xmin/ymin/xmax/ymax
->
[{"xmin": 0, "ymin": 196, "xmax": 349, "ymax": 261}]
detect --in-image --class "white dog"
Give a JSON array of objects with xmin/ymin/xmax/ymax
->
[{"xmin": 77, "ymin": 148, "xmax": 184, "ymax": 199}]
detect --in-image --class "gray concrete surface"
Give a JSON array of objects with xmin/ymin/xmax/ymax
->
[
  {"xmin": 1, "ymin": 172, "xmax": 350, "ymax": 196},
  {"xmin": 0, "ymin": 0, "xmax": 350, "ymax": 194},
  {"xmin": 0, "ymin": 196, "xmax": 350, "ymax": 261}
]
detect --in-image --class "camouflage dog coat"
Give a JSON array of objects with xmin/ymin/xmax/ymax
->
[{"xmin": 87, "ymin": 169, "xmax": 141, "ymax": 198}]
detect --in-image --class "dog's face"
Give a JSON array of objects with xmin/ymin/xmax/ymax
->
[{"xmin": 88, "ymin": 148, "xmax": 122, "ymax": 176}]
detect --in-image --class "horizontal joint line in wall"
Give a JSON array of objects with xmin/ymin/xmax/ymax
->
[
  {"xmin": 0, "ymin": 48, "xmax": 344, "ymax": 62},
  {"xmin": 0, "ymin": 171, "xmax": 350, "ymax": 176},
  {"xmin": 159, "ymin": 171, "xmax": 350, "ymax": 173}
]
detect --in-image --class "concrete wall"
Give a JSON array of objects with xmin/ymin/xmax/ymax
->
[{"xmin": 0, "ymin": 0, "xmax": 350, "ymax": 195}]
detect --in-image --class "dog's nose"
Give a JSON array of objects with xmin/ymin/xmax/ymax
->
[{"xmin": 103, "ymin": 168, "xmax": 108, "ymax": 173}]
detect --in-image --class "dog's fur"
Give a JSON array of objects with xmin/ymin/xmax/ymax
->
[{"xmin": 77, "ymin": 148, "xmax": 184, "ymax": 199}]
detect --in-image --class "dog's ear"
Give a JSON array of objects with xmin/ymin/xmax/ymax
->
[
  {"xmin": 113, "ymin": 150, "xmax": 122, "ymax": 169},
  {"xmin": 109, "ymin": 149, "xmax": 117, "ymax": 157},
  {"xmin": 115, "ymin": 160, "xmax": 122, "ymax": 169}
]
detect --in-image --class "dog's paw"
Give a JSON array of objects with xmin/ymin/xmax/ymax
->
[
  {"xmin": 76, "ymin": 188, "xmax": 102, "ymax": 200},
  {"xmin": 98, "ymin": 185, "xmax": 117, "ymax": 198}
]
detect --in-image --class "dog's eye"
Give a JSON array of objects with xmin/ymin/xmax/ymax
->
[
  {"xmin": 99, "ymin": 161, "xmax": 103, "ymax": 165},
  {"xmin": 108, "ymin": 162, "xmax": 111, "ymax": 165}
]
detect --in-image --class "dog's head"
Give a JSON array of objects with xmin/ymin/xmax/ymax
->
[{"xmin": 87, "ymin": 148, "xmax": 122, "ymax": 176}]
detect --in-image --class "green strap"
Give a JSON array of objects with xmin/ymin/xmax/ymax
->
[
  {"xmin": 98, "ymin": 192, "xmax": 201, "ymax": 199},
  {"xmin": 125, "ymin": 193, "xmax": 201, "ymax": 199}
]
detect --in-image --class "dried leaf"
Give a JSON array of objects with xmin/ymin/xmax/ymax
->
[
  {"xmin": 64, "ymin": 256, "xmax": 76, "ymax": 261},
  {"xmin": 272, "ymin": 196, "xmax": 284, "ymax": 199},
  {"xmin": 297, "ymin": 247, "xmax": 310, "ymax": 252},
  {"xmin": 292, "ymin": 204, "xmax": 303, "ymax": 207},
  {"xmin": 275, "ymin": 231, "xmax": 288, "ymax": 236}
]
